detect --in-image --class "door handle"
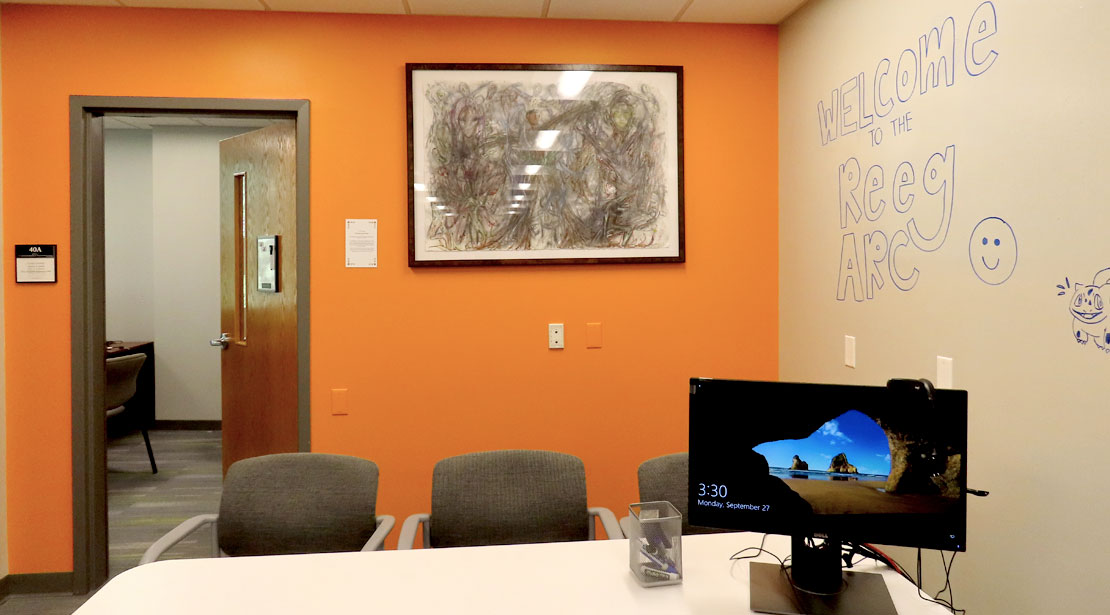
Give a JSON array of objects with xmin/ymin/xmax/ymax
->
[{"xmin": 210, "ymin": 333, "xmax": 230, "ymax": 349}]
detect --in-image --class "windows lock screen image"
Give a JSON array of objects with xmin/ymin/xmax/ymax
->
[{"xmin": 688, "ymin": 379, "xmax": 966, "ymax": 550}]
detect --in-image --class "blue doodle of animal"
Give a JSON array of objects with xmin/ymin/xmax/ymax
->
[{"xmin": 1070, "ymin": 268, "xmax": 1110, "ymax": 351}]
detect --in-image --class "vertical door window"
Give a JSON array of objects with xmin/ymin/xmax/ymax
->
[{"xmin": 234, "ymin": 172, "xmax": 248, "ymax": 342}]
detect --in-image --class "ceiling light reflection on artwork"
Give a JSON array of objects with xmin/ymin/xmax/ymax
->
[
  {"xmin": 534, "ymin": 130, "xmax": 560, "ymax": 150},
  {"xmin": 557, "ymin": 71, "xmax": 592, "ymax": 98},
  {"xmin": 524, "ymin": 165, "xmax": 542, "ymax": 175}
]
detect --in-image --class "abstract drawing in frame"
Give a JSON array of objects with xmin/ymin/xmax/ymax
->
[{"xmin": 407, "ymin": 63, "xmax": 684, "ymax": 267}]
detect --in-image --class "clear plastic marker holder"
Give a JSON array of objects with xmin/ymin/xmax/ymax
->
[{"xmin": 628, "ymin": 501, "xmax": 683, "ymax": 587}]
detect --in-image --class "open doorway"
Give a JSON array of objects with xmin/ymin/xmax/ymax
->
[
  {"xmin": 70, "ymin": 97, "xmax": 311, "ymax": 593},
  {"xmin": 103, "ymin": 117, "xmax": 281, "ymax": 577}
]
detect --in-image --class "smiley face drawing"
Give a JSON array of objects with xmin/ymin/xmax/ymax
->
[{"xmin": 969, "ymin": 217, "xmax": 1018, "ymax": 285}]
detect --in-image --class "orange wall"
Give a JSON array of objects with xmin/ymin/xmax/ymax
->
[{"xmin": 1, "ymin": 5, "xmax": 777, "ymax": 571}]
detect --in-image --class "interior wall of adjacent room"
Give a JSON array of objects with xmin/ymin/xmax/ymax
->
[
  {"xmin": 778, "ymin": 1, "xmax": 1110, "ymax": 613},
  {"xmin": 105, "ymin": 129, "xmax": 155, "ymax": 342},
  {"xmin": 151, "ymin": 126, "xmax": 246, "ymax": 422},
  {"xmin": 107, "ymin": 126, "xmax": 249, "ymax": 422}
]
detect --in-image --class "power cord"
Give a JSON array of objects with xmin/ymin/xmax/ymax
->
[
  {"xmin": 729, "ymin": 532, "xmax": 792, "ymax": 569},
  {"xmin": 854, "ymin": 543, "xmax": 965, "ymax": 614},
  {"xmin": 731, "ymin": 533, "xmax": 812, "ymax": 607}
]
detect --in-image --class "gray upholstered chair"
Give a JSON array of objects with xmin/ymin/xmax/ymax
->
[
  {"xmin": 105, "ymin": 353, "xmax": 156, "ymax": 474},
  {"xmin": 397, "ymin": 449, "xmax": 622, "ymax": 549},
  {"xmin": 621, "ymin": 452, "xmax": 725, "ymax": 537},
  {"xmin": 139, "ymin": 453, "xmax": 394, "ymax": 564}
]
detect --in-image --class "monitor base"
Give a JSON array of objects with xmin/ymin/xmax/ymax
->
[{"xmin": 749, "ymin": 562, "xmax": 898, "ymax": 615}]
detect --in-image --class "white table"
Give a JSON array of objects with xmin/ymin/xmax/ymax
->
[{"xmin": 75, "ymin": 533, "xmax": 953, "ymax": 614}]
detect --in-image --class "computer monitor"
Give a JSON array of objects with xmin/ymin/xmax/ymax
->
[{"xmin": 688, "ymin": 377, "xmax": 967, "ymax": 615}]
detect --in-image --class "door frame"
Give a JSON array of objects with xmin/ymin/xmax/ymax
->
[{"xmin": 69, "ymin": 96, "xmax": 311, "ymax": 593}]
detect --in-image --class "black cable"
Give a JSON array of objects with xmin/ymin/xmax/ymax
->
[
  {"xmin": 860, "ymin": 546, "xmax": 964, "ymax": 614},
  {"xmin": 852, "ymin": 543, "xmax": 913, "ymax": 584},
  {"xmin": 730, "ymin": 533, "xmax": 789, "ymax": 569},
  {"xmin": 917, "ymin": 548, "xmax": 923, "ymax": 589},
  {"xmin": 933, "ymin": 550, "xmax": 960, "ymax": 611},
  {"xmin": 729, "ymin": 534, "xmax": 811, "ymax": 607}
]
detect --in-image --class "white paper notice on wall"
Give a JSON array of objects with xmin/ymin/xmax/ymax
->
[{"xmin": 345, "ymin": 219, "xmax": 378, "ymax": 268}]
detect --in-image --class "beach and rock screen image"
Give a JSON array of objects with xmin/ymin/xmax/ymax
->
[{"xmin": 688, "ymin": 378, "xmax": 967, "ymax": 551}]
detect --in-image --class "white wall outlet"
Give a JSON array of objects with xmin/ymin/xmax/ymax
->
[
  {"xmin": 548, "ymin": 323, "xmax": 564, "ymax": 349},
  {"xmin": 937, "ymin": 356, "xmax": 954, "ymax": 388},
  {"xmin": 844, "ymin": 335, "xmax": 856, "ymax": 368}
]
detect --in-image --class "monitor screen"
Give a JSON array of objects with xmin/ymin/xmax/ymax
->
[{"xmin": 688, "ymin": 378, "xmax": 966, "ymax": 552}]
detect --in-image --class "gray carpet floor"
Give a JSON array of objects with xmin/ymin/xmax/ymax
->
[{"xmin": 0, "ymin": 429, "xmax": 222, "ymax": 615}]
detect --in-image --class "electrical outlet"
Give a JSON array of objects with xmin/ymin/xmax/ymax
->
[{"xmin": 548, "ymin": 323, "xmax": 564, "ymax": 349}]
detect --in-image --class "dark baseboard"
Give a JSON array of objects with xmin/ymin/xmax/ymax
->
[
  {"xmin": 152, "ymin": 420, "xmax": 222, "ymax": 431},
  {"xmin": 1, "ymin": 572, "xmax": 75, "ymax": 596}
]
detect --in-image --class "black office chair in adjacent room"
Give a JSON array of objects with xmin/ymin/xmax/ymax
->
[
  {"xmin": 397, "ymin": 449, "xmax": 623, "ymax": 549},
  {"xmin": 139, "ymin": 453, "xmax": 395, "ymax": 564},
  {"xmin": 105, "ymin": 353, "xmax": 157, "ymax": 474},
  {"xmin": 620, "ymin": 452, "xmax": 727, "ymax": 537}
]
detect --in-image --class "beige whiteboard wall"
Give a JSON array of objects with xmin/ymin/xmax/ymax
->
[{"xmin": 780, "ymin": 1, "xmax": 1110, "ymax": 612}]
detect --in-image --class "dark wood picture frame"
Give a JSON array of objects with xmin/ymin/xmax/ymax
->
[{"xmin": 407, "ymin": 63, "xmax": 684, "ymax": 267}]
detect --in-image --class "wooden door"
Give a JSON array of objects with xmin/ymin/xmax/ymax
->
[{"xmin": 218, "ymin": 122, "xmax": 298, "ymax": 473}]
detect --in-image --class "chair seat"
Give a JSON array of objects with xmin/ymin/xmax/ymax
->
[{"xmin": 106, "ymin": 353, "xmax": 156, "ymax": 473}]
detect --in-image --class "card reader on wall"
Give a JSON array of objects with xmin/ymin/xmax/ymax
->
[{"xmin": 257, "ymin": 235, "xmax": 279, "ymax": 293}]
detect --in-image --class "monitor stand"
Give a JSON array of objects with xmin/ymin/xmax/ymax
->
[{"xmin": 749, "ymin": 536, "xmax": 898, "ymax": 615}]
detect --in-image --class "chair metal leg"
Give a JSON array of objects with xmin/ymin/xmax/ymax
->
[{"xmin": 141, "ymin": 428, "xmax": 158, "ymax": 474}]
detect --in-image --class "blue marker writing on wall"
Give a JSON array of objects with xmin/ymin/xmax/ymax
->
[
  {"xmin": 969, "ymin": 217, "xmax": 1017, "ymax": 285},
  {"xmin": 1059, "ymin": 268, "xmax": 1110, "ymax": 353}
]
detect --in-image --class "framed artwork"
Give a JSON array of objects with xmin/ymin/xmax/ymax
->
[{"xmin": 407, "ymin": 63, "xmax": 684, "ymax": 267}]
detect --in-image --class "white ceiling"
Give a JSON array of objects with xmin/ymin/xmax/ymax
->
[
  {"xmin": 67, "ymin": 0, "xmax": 806, "ymax": 130},
  {"xmin": 2, "ymin": 0, "xmax": 809, "ymax": 24}
]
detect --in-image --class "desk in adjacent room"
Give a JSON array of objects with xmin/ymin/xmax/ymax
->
[
  {"xmin": 74, "ymin": 533, "xmax": 954, "ymax": 614},
  {"xmin": 105, "ymin": 341, "xmax": 155, "ymax": 433}
]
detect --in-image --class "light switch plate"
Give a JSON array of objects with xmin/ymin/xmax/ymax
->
[
  {"xmin": 844, "ymin": 335, "xmax": 856, "ymax": 368},
  {"xmin": 937, "ymin": 356, "xmax": 953, "ymax": 388}
]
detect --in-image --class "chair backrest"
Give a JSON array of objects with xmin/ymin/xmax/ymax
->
[
  {"xmin": 216, "ymin": 452, "xmax": 380, "ymax": 556},
  {"xmin": 105, "ymin": 353, "xmax": 147, "ymax": 410},
  {"xmin": 637, "ymin": 452, "xmax": 722, "ymax": 535},
  {"xmin": 429, "ymin": 449, "xmax": 589, "ymax": 548}
]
